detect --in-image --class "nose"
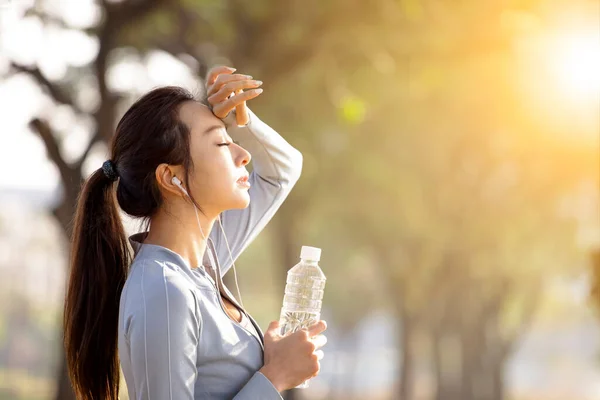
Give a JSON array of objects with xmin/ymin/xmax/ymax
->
[{"xmin": 236, "ymin": 145, "xmax": 251, "ymax": 167}]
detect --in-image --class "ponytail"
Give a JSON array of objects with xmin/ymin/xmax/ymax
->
[
  {"xmin": 64, "ymin": 168, "xmax": 130, "ymax": 399},
  {"xmin": 63, "ymin": 86, "xmax": 201, "ymax": 398}
]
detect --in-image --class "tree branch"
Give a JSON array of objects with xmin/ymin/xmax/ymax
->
[
  {"xmin": 105, "ymin": 0, "xmax": 168, "ymax": 26},
  {"xmin": 11, "ymin": 63, "xmax": 83, "ymax": 114},
  {"xmin": 29, "ymin": 118, "xmax": 73, "ymax": 183},
  {"xmin": 92, "ymin": 0, "xmax": 169, "ymax": 144},
  {"xmin": 225, "ymin": 0, "xmax": 328, "ymax": 84}
]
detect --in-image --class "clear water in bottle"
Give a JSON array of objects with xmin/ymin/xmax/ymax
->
[{"xmin": 279, "ymin": 246, "xmax": 326, "ymax": 389}]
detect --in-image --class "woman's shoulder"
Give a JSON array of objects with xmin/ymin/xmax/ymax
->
[
  {"xmin": 122, "ymin": 254, "xmax": 200, "ymax": 313},
  {"xmin": 119, "ymin": 256, "xmax": 203, "ymax": 344}
]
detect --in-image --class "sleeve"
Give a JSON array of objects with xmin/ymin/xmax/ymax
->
[
  {"xmin": 209, "ymin": 108, "xmax": 303, "ymax": 277},
  {"xmin": 233, "ymin": 371, "xmax": 284, "ymax": 399},
  {"xmin": 126, "ymin": 266, "xmax": 200, "ymax": 399}
]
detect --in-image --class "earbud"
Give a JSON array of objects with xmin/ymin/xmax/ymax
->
[{"xmin": 171, "ymin": 176, "xmax": 188, "ymax": 196}]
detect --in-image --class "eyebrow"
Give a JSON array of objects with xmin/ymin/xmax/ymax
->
[{"xmin": 203, "ymin": 124, "xmax": 225, "ymax": 135}]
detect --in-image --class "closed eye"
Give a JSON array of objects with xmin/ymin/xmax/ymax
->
[{"xmin": 218, "ymin": 140, "xmax": 239, "ymax": 147}]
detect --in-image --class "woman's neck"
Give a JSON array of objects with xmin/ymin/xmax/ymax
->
[{"xmin": 144, "ymin": 207, "xmax": 216, "ymax": 270}]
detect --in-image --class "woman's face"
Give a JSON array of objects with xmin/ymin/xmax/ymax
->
[{"xmin": 178, "ymin": 101, "xmax": 251, "ymax": 215}]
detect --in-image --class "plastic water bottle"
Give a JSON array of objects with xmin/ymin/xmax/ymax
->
[{"xmin": 278, "ymin": 245, "xmax": 326, "ymax": 389}]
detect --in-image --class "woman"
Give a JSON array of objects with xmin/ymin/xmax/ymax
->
[{"xmin": 63, "ymin": 66, "xmax": 328, "ymax": 400}]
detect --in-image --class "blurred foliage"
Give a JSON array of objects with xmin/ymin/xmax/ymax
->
[{"xmin": 2, "ymin": 0, "xmax": 598, "ymax": 399}]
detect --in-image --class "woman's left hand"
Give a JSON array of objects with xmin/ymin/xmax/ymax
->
[{"xmin": 205, "ymin": 66, "xmax": 263, "ymax": 125}]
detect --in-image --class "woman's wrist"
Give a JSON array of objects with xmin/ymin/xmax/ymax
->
[{"xmin": 259, "ymin": 365, "xmax": 285, "ymax": 392}]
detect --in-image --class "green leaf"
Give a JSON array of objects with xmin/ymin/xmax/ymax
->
[{"xmin": 338, "ymin": 95, "xmax": 366, "ymax": 125}]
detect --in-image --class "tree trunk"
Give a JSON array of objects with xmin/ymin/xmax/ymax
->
[
  {"xmin": 432, "ymin": 327, "xmax": 442, "ymax": 400},
  {"xmin": 459, "ymin": 320, "xmax": 483, "ymax": 400},
  {"xmin": 53, "ymin": 189, "xmax": 78, "ymax": 400},
  {"xmin": 274, "ymin": 212, "xmax": 302, "ymax": 400},
  {"xmin": 274, "ymin": 212, "xmax": 298, "ymax": 286},
  {"xmin": 489, "ymin": 361, "xmax": 505, "ymax": 400},
  {"xmin": 398, "ymin": 312, "xmax": 415, "ymax": 400},
  {"xmin": 55, "ymin": 351, "xmax": 75, "ymax": 400},
  {"xmin": 431, "ymin": 327, "xmax": 462, "ymax": 400}
]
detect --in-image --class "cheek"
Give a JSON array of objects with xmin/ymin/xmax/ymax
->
[{"xmin": 192, "ymin": 152, "xmax": 236, "ymax": 192}]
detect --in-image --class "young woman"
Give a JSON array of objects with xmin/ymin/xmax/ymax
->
[{"xmin": 63, "ymin": 66, "xmax": 328, "ymax": 400}]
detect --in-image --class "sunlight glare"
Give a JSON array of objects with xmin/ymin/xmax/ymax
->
[{"xmin": 551, "ymin": 31, "xmax": 600, "ymax": 101}]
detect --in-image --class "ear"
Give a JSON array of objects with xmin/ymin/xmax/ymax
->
[{"xmin": 155, "ymin": 163, "xmax": 185, "ymax": 197}]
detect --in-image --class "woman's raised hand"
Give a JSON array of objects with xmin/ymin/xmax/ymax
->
[{"xmin": 205, "ymin": 66, "xmax": 263, "ymax": 125}]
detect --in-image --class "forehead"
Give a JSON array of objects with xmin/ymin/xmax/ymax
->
[{"xmin": 178, "ymin": 101, "xmax": 224, "ymax": 136}]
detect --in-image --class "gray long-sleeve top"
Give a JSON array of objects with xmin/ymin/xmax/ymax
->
[{"xmin": 118, "ymin": 109, "xmax": 303, "ymax": 400}]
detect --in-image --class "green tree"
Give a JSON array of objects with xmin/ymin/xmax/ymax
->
[
  {"xmin": 6, "ymin": 1, "xmax": 382, "ymax": 398},
  {"xmin": 7, "ymin": 1, "xmax": 597, "ymax": 399}
]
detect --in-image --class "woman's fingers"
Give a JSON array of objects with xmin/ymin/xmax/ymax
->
[
  {"xmin": 311, "ymin": 334, "xmax": 327, "ymax": 350},
  {"xmin": 306, "ymin": 320, "xmax": 327, "ymax": 337},
  {"xmin": 211, "ymin": 89, "xmax": 263, "ymax": 119},
  {"xmin": 314, "ymin": 350, "xmax": 325, "ymax": 361},
  {"xmin": 205, "ymin": 66, "xmax": 263, "ymax": 123},
  {"xmin": 207, "ymin": 74, "xmax": 254, "ymax": 97},
  {"xmin": 235, "ymin": 90, "xmax": 249, "ymax": 126},
  {"xmin": 208, "ymin": 79, "xmax": 263, "ymax": 104},
  {"xmin": 206, "ymin": 66, "xmax": 235, "ymax": 86}
]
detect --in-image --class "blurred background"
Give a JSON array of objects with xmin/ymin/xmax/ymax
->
[{"xmin": 0, "ymin": 0, "xmax": 599, "ymax": 399}]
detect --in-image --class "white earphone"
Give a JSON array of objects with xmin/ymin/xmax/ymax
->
[
  {"xmin": 171, "ymin": 176, "xmax": 187, "ymax": 194},
  {"xmin": 171, "ymin": 175, "xmax": 244, "ymax": 309}
]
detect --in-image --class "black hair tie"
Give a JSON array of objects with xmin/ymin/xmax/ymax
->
[{"xmin": 102, "ymin": 160, "xmax": 119, "ymax": 182}]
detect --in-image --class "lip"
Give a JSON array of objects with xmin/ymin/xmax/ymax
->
[{"xmin": 236, "ymin": 174, "xmax": 250, "ymax": 188}]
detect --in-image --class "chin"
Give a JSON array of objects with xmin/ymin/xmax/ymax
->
[{"xmin": 230, "ymin": 191, "xmax": 251, "ymax": 209}]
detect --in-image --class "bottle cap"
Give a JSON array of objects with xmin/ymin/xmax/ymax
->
[{"xmin": 300, "ymin": 246, "xmax": 321, "ymax": 262}]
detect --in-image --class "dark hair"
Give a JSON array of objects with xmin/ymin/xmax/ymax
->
[{"xmin": 64, "ymin": 86, "xmax": 203, "ymax": 399}]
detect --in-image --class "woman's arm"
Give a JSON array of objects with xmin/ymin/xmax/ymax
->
[
  {"xmin": 125, "ymin": 264, "xmax": 200, "ymax": 399},
  {"xmin": 125, "ymin": 263, "xmax": 284, "ymax": 399},
  {"xmin": 209, "ymin": 108, "xmax": 303, "ymax": 276},
  {"xmin": 203, "ymin": 66, "xmax": 302, "ymax": 277}
]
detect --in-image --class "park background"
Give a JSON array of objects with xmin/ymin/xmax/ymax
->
[{"xmin": 0, "ymin": 0, "xmax": 599, "ymax": 399}]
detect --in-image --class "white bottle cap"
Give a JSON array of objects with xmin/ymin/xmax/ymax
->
[{"xmin": 300, "ymin": 246, "xmax": 321, "ymax": 262}]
